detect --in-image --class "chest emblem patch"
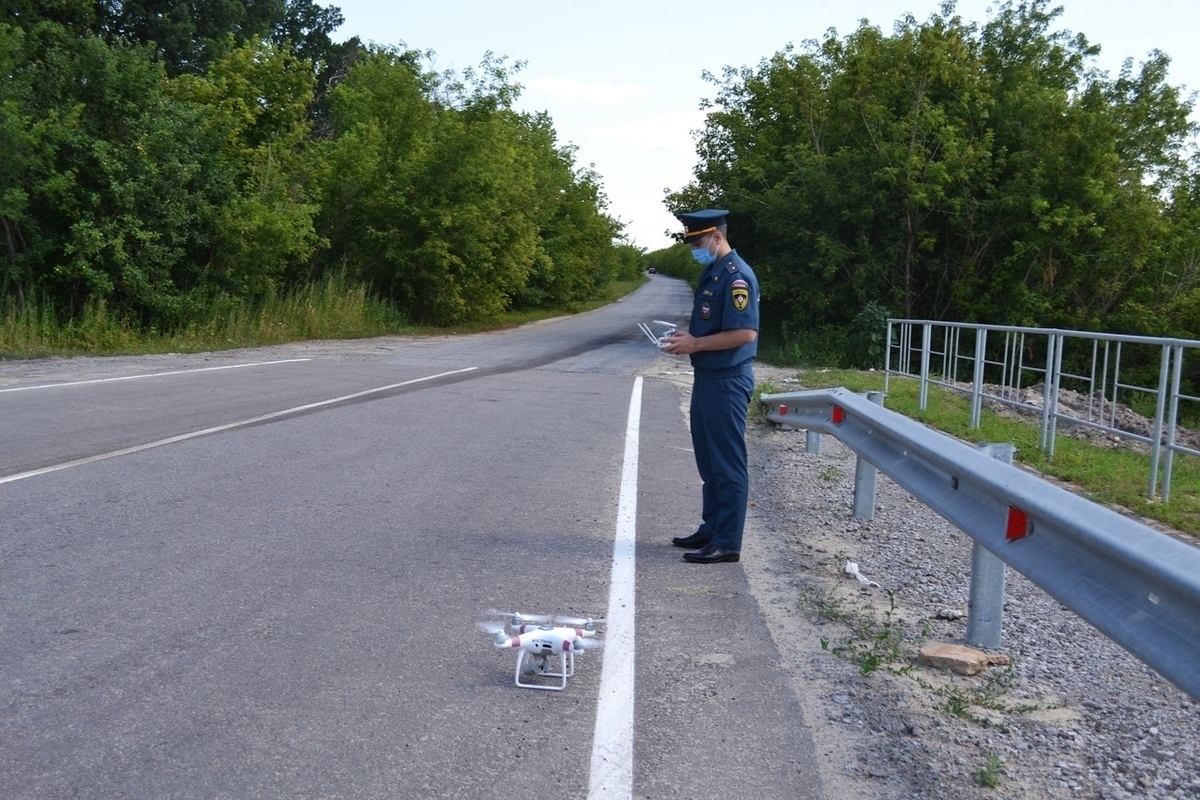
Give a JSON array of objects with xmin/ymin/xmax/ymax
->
[
  {"xmin": 700, "ymin": 301, "xmax": 712, "ymax": 320},
  {"xmin": 732, "ymin": 279, "xmax": 750, "ymax": 312}
]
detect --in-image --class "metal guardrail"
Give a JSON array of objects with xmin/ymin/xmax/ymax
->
[
  {"xmin": 885, "ymin": 319, "xmax": 1200, "ymax": 502},
  {"xmin": 760, "ymin": 387, "xmax": 1200, "ymax": 700}
]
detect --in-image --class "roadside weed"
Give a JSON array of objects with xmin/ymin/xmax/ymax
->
[
  {"xmin": 807, "ymin": 587, "xmax": 915, "ymax": 676},
  {"xmin": 975, "ymin": 752, "xmax": 1006, "ymax": 788}
]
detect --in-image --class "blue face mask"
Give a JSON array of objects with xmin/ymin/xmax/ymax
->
[{"xmin": 690, "ymin": 240, "xmax": 717, "ymax": 266}]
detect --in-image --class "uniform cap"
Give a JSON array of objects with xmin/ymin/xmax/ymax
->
[{"xmin": 677, "ymin": 209, "xmax": 728, "ymax": 240}]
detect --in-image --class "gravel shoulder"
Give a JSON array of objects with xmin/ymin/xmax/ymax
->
[{"xmin": 737, "ymin": 365, "xmax": 1200, "ymax": 800}]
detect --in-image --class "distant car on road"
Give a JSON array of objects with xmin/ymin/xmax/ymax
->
[{"xmin": 647, "ymin": 267, "xmax": 656, "ymax": 273}]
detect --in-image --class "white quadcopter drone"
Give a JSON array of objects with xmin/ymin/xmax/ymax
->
[
  {"xmin": 637, "ymin": 320, "xmax": 677, "ymax": 349},
  {"xmin": 478, "ymin": 610, "xmax": 605, "ymax": 691}
]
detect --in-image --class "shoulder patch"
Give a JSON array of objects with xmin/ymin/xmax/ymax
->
[
  {"xmin": 732, "ymin": 283, "xmax": 750, "ymax": 312},
  {"xmin": 731, "ymin": 279, "xmax": 749, "ymax": 290}
]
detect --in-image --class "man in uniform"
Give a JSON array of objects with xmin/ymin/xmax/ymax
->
[{"xmin": 662, "ymin": 209, "xmax": 760, "ymax": 564}]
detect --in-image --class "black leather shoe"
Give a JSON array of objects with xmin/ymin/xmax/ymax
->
[
  {"xmin": 672, "ymin": 532, "xmax": 711, "ymax": 549},
  {"xmin": 683, "ymin": 544, "xmax": 740, "ymax": 563}
]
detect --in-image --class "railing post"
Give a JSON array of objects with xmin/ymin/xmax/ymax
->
[
  {"xmin": 970, "ymin": 328, "xmax": 987, "ymax": 428},
  {"xmin": 805, "ymin": 430, "xmax": 821, "ymax": 455},
  {"xmin": 1045, "ymin": 333, "xmax": 1065, "ymax": 458},
  {"xmin": 1163, "ymin": 343, "xmax": 1184, "ymax": 503},
  {"xmin": 1148, "ymin": 343, "xmax": 1172, "ymax": 500},
  {"xmin": 851, "ymin": 392, "xmax": 885, "ymax": 520},
  {"xmin": 884, "ymin": 319, "xmax": 894, "ymax": 395},
  {"xmin": 919, "ymin": 323, "xmax": 932, "ymax": 410},
  {"xmin": 965, "ymin": 442, "xmax": 1014, "ymax": 648}
]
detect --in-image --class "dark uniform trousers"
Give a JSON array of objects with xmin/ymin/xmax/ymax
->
[{"xmin": 690, "ymin": 360, "xmax": 755, "ymax": 551}]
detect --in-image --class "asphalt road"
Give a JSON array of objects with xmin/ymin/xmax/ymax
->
[{"xmin": 0, "ymin": 276, "xmax": 821, "ymax": 798}]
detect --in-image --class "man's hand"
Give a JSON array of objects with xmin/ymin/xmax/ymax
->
[
  {"xmin": 662, "ymin": 328, "xmax": 756, "ymax": 356},
  {"xmin": 662, "ymin": 330, "xmax": 699, "ymax": 355}
]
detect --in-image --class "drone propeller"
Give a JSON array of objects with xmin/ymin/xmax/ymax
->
[
  {"xmin": 572, "ymin": 637, "xmax": 604, "ymax": 651},
  {"xmin": 485, "ymin": 609, "xmax": 554, "ymax": 625},
  {"xmin": 555, "ymin": 615, "xmax": 605, "ymax": 631},
  {"xmin": 476, "ymin": 621, "xmax": 514, "ymax": 648}
]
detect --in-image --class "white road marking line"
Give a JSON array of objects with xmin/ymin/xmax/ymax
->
[
  {"xmin": 589, "ymin": 376, "xmax": 640, "ymax": 798},
  {"xmin": 0, "ymin": 367, "xmax": 478, "ymax": 485},
  {"xmin": 0, "ymin": 359, "xmax": 312, "ymax": 393}
]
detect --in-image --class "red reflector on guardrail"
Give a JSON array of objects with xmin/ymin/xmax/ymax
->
[
  {"xmin": 1006, "ymin": 507, "xmax": 1030, "ymax": 540},
  {"xmin": 779, "ymin": 404, "xmax": 787, "ymax": 415},
  {"xmin": 832, "ymin": 406, "xmax": 845, "ymax": 424}
]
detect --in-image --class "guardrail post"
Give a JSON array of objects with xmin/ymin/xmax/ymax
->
[
  {"xmin": 805, "ymin": 430, "xmax": 821, "ymax": 455},
  {"xmin": 965, "ymin": 443, "xmax": 1014, "ymax": 648},
  {"xmin": 851, "ymin": 392, "xmax": 885, "ymax": 520}
]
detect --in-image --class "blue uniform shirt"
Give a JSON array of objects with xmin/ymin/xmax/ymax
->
[{"xmin": 688, "ymin": 249, "xmax": 760, "ymax": 370}]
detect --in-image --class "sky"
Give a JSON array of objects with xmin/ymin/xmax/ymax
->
[{"xmin": 329, "ymin": 1, "xmax": 1200, "ymax": 252}]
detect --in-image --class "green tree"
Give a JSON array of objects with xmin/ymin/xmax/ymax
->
[
  {"xmin": 0, "ymin": 22, "xmax": 40, "ymax": 306},
  {"xmin": 673, "ymin": 0, "xmax": 1199, "ymax": 344},
  {"xmin": 517, "ymin": 124, "xmax": 623, "ymax": 308},
  {"xmin": 7, "ymin": 20, "xmax": 226, "ymax": 321},
  {"xmin": 3, "ymin": 10, "xmax": 626, "ymax": 333},
  {"xmin": 169, "ymin": 38, "xmax": 324, "ymax": 298},
  {"xmin": 317, "ymin": 48, "xmax": 622, "ymax": 324},
  {"xmin": 314, "ymin": 46, "xmax": 441, "ymax": 316},
  {"xmin": 972, "ymin": 1, "xmax": 1192, "ymax": 328},
  {"xmin": 91, "ymin": 0, "xmax": 344, "ymax": 76}
]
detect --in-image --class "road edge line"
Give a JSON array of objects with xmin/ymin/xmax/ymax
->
[{"xmin": 588, "ymin": 376, "xmax": 641, "ymax": 798}]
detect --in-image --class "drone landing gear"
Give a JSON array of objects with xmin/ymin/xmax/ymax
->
[{"xmin": 515, "ymin": 649, "xmax": 575, "ymax": 691}]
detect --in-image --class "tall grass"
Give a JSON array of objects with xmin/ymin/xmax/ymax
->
[
  {"xmin": 2, "ymin": 271, "xmax": 408, "ymax": 358},
  {"xmin": 3, "ymin": 274, "xmax": 650, "ymax": 357},
  {"xmin": 776, "ymin": 368, "xmax": 1200, "ymax": 536},
  {"xmin": 758, "ymin": 326, "xmax": 854, "ymax": 368},
  {"xmin": 2, "ymin": 296, "xmax": 145, "ymax": 355}
]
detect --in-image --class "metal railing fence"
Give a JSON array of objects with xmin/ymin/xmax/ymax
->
[
  {"xmin": 760, "ymin": 387, "xmax": 1200, "ymax": 701},
  {"xmin": 885, "ymin": 320, "xmax": 1200, "ymax": 501}
]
